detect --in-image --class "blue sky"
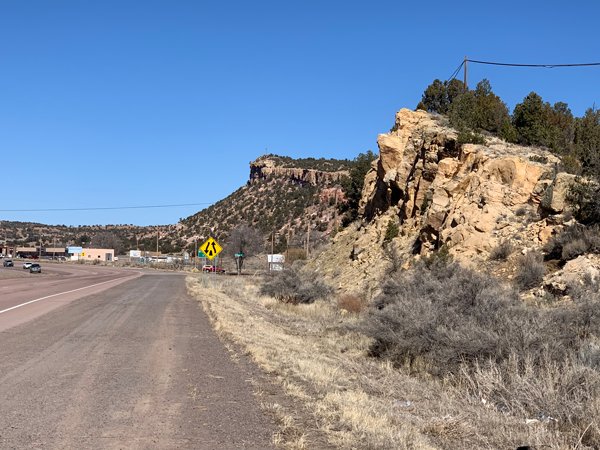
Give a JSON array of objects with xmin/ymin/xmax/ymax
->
[{"xmin": 1, "ymin": 0, "xmax": 599, "ymax": 226}]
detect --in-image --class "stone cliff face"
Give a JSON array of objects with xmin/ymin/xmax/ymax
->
[
  {"xmin": 250, "ymin": 156, "xmax": 348, "ymax": 186},
  {"xmin": 309, "ymin": 108, "xmax": 577, "ymax": 291},
  {"xmin": 359, "ymin": 108, "xmax": 575, "ymax": 257}
]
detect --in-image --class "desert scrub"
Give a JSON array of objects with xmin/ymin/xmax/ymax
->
[
  {"xmin": 383, "ymin": 219, "xmax": 399, "ymax": 242},
  {"xmin": 488, "ymin": 240, "xmax": 514, "ymax": 261},
  {"xmin": 543, "ymin": 223, "xmax": 600, "ymax": 262},
  {"xmin": 188, "ymin": 271, "xmax": 600, "ymax": 449},
  {"xmin": 259, "ymin": 261, "xmax": 334, "ymax": 304},
  {"xmin": 515, "ymin": 205, "xmax": 528, "ymax": 217},
  {"xmin": 360, "ymin": 262, "xmax": 600, "ymax": 446},
  {"xmin": 514, "ymin": 250, "xmax": 546, "ymax": 290}
]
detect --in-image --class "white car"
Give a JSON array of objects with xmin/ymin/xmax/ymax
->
[{"xmin": 23, "ymin": 262, "xmax": 33, "ymax": 269}]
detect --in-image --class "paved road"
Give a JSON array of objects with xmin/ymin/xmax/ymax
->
[
  {"xmin": 0, "ymin": 266, "xmax": 274, "ymax": 449},
  {"xmin": 0, "ymin": 263, "xmax": 139, "ymax": 332}
]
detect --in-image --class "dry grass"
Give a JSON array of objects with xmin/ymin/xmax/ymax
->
[
  {"xmin": 337, "ymin": 294, "xmax": 367, "ymax": 313},
  {"xmin": 187, "ymin": 276, "xmax": 589, "ymax": 449}
]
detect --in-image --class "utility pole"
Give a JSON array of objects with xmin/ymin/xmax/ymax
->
[
  {"xmin": 306, "ymin": 222, "xmax": 310, "ymax": 259},
  {"xmin": 333, "ymin": 187, "xmax": 339, "ymax": 232},
  {"xmin": 156, "ymin": 225, "xmax": 159, "ymax": 261},
  {"xmin": 270, "ymin": 231, "xmax": 279, "ymax": 273},
  {"xmin": 194, "ymin": 238, "xmax": 197, "ymax": 269},
  {"xmin": 285, "ymin": 226, "xmax": 291, "ymax": 267},
  {"xmin": 136, "ymin": 234, "xmax": 139, "ymax": 250},
  {"xmin": 464, "ymin": 55, "xmax": 468, "ymax": 92},
  {"xmin": 53, "ymin": 237, "xmax": 55, "ymax": 261}
]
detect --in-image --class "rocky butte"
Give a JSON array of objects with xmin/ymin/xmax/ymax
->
[
  {"xmin": 311, "ymin": 108, "xmax": 580, "ymax": 292},
  {"xmin": 250, "ymin": 155, "xmax": 348, "ymax": 186}
]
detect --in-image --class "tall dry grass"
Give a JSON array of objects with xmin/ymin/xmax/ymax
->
[{"xmin": 187, "ymin": 274, "xmax": 594, "ymax": 449}]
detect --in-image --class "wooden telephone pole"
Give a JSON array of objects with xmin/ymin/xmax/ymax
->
[
  {"xmin": 464, "ymin": 55, "xmax": 468, "ymax": 92},
  {"xmin": 306, "ymin": 222, "xmax": 310, "ymax": 258},
  {"xmin": 286, "ymin": 227, "xmax": 291, "ymax": 267},
  {"xmin": 333, "ymin": 187, "xmax": 339, "ymax": 232}
]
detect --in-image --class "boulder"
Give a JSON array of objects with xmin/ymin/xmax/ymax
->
[{"xmin": 543, "ymin": 255, "xmax": 600, "ymax": 295}]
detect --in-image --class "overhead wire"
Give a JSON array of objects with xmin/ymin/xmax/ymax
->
[
  {"xmin": 0, "ymin": 202, "xmax": 214, "ymax": 212},
  {"xmin": 467, "ymin": 59, "xmax": 600, "ymax": 68},
  {"xmin": 448, "ymin": 60, "xmax": 465, "ymax": 81}
]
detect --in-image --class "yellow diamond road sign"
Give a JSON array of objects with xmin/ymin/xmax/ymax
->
[{"xmin": 200, "ymin": 237, "xmax": 222, "ymax": 260}]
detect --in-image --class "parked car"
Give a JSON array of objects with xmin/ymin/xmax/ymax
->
[
  {"xmin": 3, "ymin": 260, "xmax": 13, "ymax": 267},
  {"xmin": 202, "ymin": 265, "xmax": 226, "ymax": 273},
  {"xmin": 30, "ymin": 264, "xmax": 41, "ymax": 274},
  {"xmin": 23, "ymin": 262, "xmax": 33, "ymax": 269},
  {"xmin": 27, "ymin": 255, "xmax": 39, "ymax": 259}
]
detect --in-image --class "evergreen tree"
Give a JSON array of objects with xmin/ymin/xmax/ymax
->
[
  {"xmin": 419, "ymin": 79, "xmax": 465, "ymax": 114},
  {"xmin": 339, "ymin": 150, "xmax": 377, "ymax": 226},
  {"xmin": 512, "ymin": 92, "xmax": 545, "ymax": 145},
  {"xmin": 384, "ymin": 219, "xmax": 399, "ymax": 242}
]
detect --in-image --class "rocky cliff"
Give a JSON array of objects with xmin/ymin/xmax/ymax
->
[
  {"xmin": 310, "ymin": 108, "xmax": 578, "ymax": 291},
  {"xmin": 250, "ymin": 155, "xmax": 348, "ymax": 186}
]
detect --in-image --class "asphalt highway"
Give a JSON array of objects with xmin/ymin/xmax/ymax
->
[{"xmin": 0, "ymin": 264, "xmax": 274, "ymax": 449}]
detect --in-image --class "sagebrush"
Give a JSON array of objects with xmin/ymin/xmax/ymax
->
[
  {"xmin": 259, "ymin": 261, "xmax": 334, "ymax": 304},
  {"xmin": 360, "ymin": 262, "xmax": 600, "ymax": 445}
]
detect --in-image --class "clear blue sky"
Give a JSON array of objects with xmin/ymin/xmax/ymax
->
[{"xmin": 1, "ymin": 0, "xmax": 599, "ymax": 226}]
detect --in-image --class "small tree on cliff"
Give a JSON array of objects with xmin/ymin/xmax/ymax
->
[
  {"xmin": 339, "ymin": 150, "xmax": 377, "ymax": 226},
  {"xmin": 417, "ymin": 79, "xmax": 465, "ymax": 114},
  {"xmin": 384, "ymin": 219, "xmax": 399, "ymax": 242}
]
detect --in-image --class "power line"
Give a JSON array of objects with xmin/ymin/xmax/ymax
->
[
  {"xmin": 0, "ymin": 202, "xmax": 214, "ymax": 212},
  {"xmin": 467, "ymin": 59, "xmax": 600, "ymax": 68},
  {"xmin": 448, "ymin": 60, "xmax": 465, "ymax": 81}
]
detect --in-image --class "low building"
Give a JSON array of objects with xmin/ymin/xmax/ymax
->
[
  {"xmin": 16, "ymin": 247, "xmax": 69, "ymax": 258},
  {"xmin": 72, "ymin": 249, "xmax": 115, "ymax": 261}
]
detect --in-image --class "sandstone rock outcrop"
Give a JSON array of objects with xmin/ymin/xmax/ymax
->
[
  {"xmin": 543, "ymin": 255, "xmax": 600, "ymax": 296},
  {"xmin": 358, "ymin": 109, "xmax": 567, "ymax": 258},
  {"xmin": 250, "ymin": 155, "xmax": 348, "ymax": 186},
  {"xmin": 310, "ymin": 108, "xmax": 577, "ymax": 291}
]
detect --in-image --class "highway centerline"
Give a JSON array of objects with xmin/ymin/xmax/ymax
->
[{"xmin": 0, "ymin": 278, "xmax": 121, "ymax": 315}]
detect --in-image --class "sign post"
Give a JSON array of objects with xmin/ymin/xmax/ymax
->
[
  {"xmin": 199, "ymin": 249, "xmax": 207, "ymax": 287},
  {"xmin": 199, "ymin": 238, "xmax": 223, "ymax": 287},
  {"xmin": 235, "ymin": 254, "xmax": 243, "ymax": 276}
]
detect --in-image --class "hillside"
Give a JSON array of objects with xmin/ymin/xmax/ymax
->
[
  {"xmin": 225, "ymin": 108, "xmax": 600, "ymax": 449},
  {"xmin": 169, "ymin": 154, "xmax": 351, "ymax": 254},
  {"xmin": 0, "ymin": 154, "xmax": 358, "ymax": 255}
]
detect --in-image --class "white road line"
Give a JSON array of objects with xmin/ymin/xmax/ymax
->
[{"xmin": 0, "ymin": 278, "xmax": 120, "ymax": 315}]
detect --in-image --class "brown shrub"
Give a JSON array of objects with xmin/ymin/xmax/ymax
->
[
  {"xmin": 338, "ymin": 294, "xmax": 366, "ymax": 313},
  {"xmin": 513, "ymin": 250, "xmax": 546, "ymax": 291},
  {"xmin": 543, "ymin": 224, "xmax": 600, "ymax": 261},
  {"xmin": 489, "ymin": 240, "xmax": 514, "ymax": 261}
]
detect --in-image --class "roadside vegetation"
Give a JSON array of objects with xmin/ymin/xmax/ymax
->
[
  {"xmin": 188, "ymin": 252, "xmax": 600, "ymax": 449},
  {"xmin": 417, "ymin": 78, "xmax": 600, "ymax": 173},
  {"xmin": 417, "ymin": 77, "xmax": 600, "ymax": 219}
]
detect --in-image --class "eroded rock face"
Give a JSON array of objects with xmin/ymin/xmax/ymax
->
[
  {"xmin": 359, "ymin": 108, "xmax": 567, "ymax": 257},
  {"xmin": 309, "ymin": 109, "xmax": 579, "ymax": 292},
  {"xmin": 250, "ymin": 156, "xmax": 348, "ymax": 186},
  {"xmin": 543, "ymin": 255, "xmax": 600, "ymax": 295}
]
